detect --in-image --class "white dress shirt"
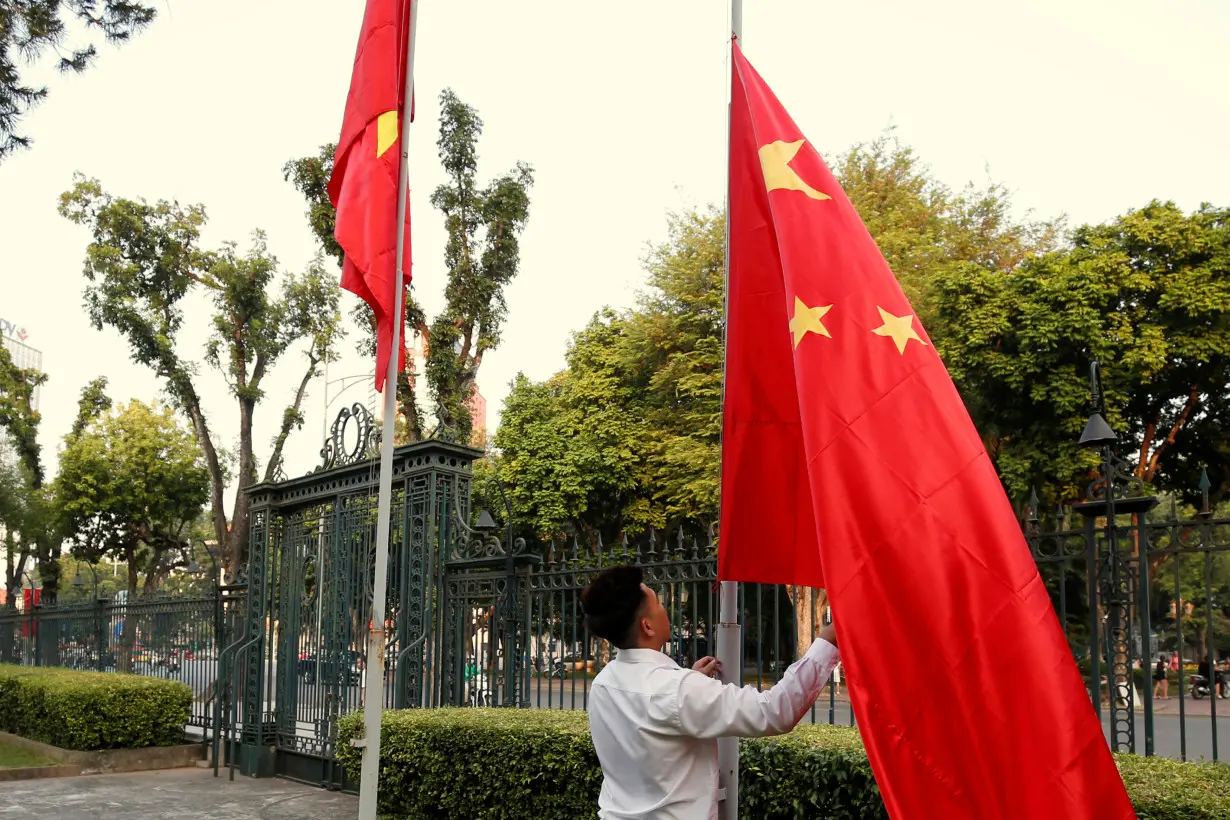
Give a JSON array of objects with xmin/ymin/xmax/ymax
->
[{"xmin": 588, "ymin": 638, "xmax": 840, "ymax": 820}]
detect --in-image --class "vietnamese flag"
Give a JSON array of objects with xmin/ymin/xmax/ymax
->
[
  {"xmin": 718, "ymin": 42, "xmax": 1135, "ymax": 819},
  {"xmin": 329, "ymin": 0, "xmax": 414, "ymax": 392}
]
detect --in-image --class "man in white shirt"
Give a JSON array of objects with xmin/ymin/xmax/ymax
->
[{"xmin": 582, "ymin": 565, "xmax": 840, "ymax": 820}]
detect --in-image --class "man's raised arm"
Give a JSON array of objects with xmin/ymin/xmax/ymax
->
[{"xmin": 674, "ymin": 625, "xmax": 839, "ymax": 739}]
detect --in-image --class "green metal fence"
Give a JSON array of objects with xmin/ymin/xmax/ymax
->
[
  {"xmin": 0, "ymin": 586, "xmax": 246, "ymax": 735},
  {"xmin": 4, "ymin": 399, "xmax": 1225, "ymax": 790}
]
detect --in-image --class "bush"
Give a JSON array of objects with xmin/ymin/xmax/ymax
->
[
  {"xmin": 337, "ymin": 710, "xmax": 601, "ymax": 820},
  {"xmin": 337, "ymin": 709, "xmax": 1230, "ymax": 820},
  {"xmin": 0, "ymin": 664, "xmax": 191, "ymax": 751}
]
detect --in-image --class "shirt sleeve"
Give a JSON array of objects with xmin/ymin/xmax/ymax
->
[{"xmin": 673, "ymin": 638, "xmax": 839, "ymax": 739}]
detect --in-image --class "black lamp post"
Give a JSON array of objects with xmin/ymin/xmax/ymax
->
[
  {"xmin": 1076, "ymin": 361, "xmax": 1158, "ymax": 756},
  {"xmin": 72, "ymin": 561, "xmax": 100, "ymax": 600}
]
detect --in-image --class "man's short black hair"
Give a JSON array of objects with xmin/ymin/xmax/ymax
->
[{"xmin": 581, "ymin": 565, "xmax": 645, "ymax": 649}]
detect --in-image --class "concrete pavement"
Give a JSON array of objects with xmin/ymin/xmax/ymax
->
[{"xmin": 0, "ymin": 768, "xmax": 356, "ymax": 820}]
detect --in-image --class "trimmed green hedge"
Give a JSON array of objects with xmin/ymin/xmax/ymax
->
[
  {"xmin": 337, "ymin": 708, "xmax": 1230, "ymax": 820},
  {"xmin": 0, "ymin": 664, "xmax": 191, "ymax": 751}
]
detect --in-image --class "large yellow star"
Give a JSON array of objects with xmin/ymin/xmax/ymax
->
[
  {"xmin": 758, "ymin": 140, "xmax": 832, "ymax": 200},
  {"xmin": 871, "ymin": 306, "xmax": 927, "ymax": 355},
  {"xmin": 789, "ymin": 297, "xmax": 833, "ymax": 349}
]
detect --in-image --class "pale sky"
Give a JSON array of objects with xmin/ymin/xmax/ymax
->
[{"xmin": 1, "ymin": 0, "xmax": 1228, "ymax": 493}]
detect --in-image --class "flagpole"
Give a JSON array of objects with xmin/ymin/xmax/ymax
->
[
  {"xmin": 357, "ymin": 1, "xmax": 418, "ymax": 818},
  {"xmin": 716, "ymin": 2, "xmax": 743, "ymax": 819}
]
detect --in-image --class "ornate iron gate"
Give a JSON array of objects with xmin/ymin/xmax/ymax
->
[{"xmin": 221, "ymin": 405, "xmax": 531, "ymax": 787}]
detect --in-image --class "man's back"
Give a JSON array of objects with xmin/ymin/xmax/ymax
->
[
  {"xmin": 589, "ymin": 650, "xmax": 720, "ymax": 820},
  {"xmin": 588, "ymin": 640, "xmax": 839, "ymax": 820}
]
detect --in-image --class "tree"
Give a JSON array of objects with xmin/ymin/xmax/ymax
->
[
  {"xmin": 494, "ymin": 210, "xmax": 726, "ymax": 540},
  {"xmin": 931, "ymin": 202, "xmax": 1230, "ymax": 505},
  {"xmin": 831, "ymin": 131, "xmax": 1063, "ymax": 321},
  {"xmin": 285, "ymin": 88, "xmax": 534, "ymax": 443},
  {"xmin": 0, "ymin": 341, "xmax": 55, "ymax": 602},
  {"xmin": 425, "ymin": 89, "xmax": 534, "ymax": 442},
  {"xmin": 55, "ymin": 396, "xmax": 210, "ymax": 596},
  {"xmin": 59, "ymin": 177, "xmax": 344, "ymax": 571},
  {"xmin": 1, "ymin": 0, "xmax": 157, "ymax": 161},
  {"xmin": 491, "ymin": 136, "xmax": 1064, "ymax": 659},
  {"xmin": 283, "ymin": 143, "xmax": 428, "ymax": 441}
]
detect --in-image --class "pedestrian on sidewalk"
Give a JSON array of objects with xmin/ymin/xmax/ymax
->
[{"xmin": 1153, "ymin": 655, "xmax": 1169, "ymax": 700}]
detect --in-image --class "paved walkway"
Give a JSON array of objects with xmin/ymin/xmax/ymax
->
[{"xmin": 0, "ymin": 768, "xmax": 357, "ymax": 819}]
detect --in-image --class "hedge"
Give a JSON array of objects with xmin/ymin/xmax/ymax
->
[
  {"xmin": 0, "ymin": 664, "xmax": 191, "ymax": 751},
  {"xmin": 337, "ymin": 708, "xmax": 1230, "ymax": 820}
]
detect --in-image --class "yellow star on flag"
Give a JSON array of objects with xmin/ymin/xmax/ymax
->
[
  {"xmin": 789, "ymin": 296, "xmax": 833, "ymax": 349},
  {"xmin": 759, "ymin": 140, "xmax": 832, "ymax": 200},
  {"xmin": 872, "ymin": 306, "xmax": 927, "ymax": 355}
]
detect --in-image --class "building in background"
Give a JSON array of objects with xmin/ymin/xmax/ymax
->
[
  {"xmin": 0, "ymin": 318, "xmax": 42, "ymax": 591},
  {"xmin": 1, "ymin": 317, "xmax": 41, "ymax": 413}
]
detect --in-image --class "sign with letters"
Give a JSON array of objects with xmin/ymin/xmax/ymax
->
[{"xmin": 0, "ymin": 317, "xmax": 28, "ymax": 343}]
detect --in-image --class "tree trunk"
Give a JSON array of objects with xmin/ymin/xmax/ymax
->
[
  {"xmin": 226, "ymin": 398, "xmax": 258, "ymax": 574},
  {"xmin": 398, "ymin": 370, "xmax": 422, "ymax": 444},
  {"xmin": 184, "ymin": 397, "xmax": 230, "ymax": 567},
  {"xmin": 785, "ymin": 587, "xmax": 829, "ymax": 661},
  {"xmin": 119, "ymin": 557, "xmax": 140, "ymax": 673},
  {"xmin": 3, "ymin": 529, "xmax": 24, "ymax": 610}
]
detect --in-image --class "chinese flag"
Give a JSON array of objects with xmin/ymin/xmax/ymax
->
[
  {"xmin": 329, "ymin": 0, "xmax": 414, "ymax": 392},
  {"xmin": 719, "ymin": 42, "xmax": 1135, "ymax": 820}
]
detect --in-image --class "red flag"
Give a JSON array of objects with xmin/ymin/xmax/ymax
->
[
  {"xmin": 719, "ymin": 42, "xmax": 1135, "ymax": 819},
  {"xmin": 329, "ymin": 0, "xmax": 414, "ymax": 392}
]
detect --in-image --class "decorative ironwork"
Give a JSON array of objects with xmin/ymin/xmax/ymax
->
[
  {"xmin": 450, "ymin": 512, "xmax": 528, "ymax": 561},
  {"xmin": 1083, "ymin": 449, "xmax": 1149, "ymax": 506},
  {"xmin": 316, "ymin": 403, "xmax": 380, "ymax": 473}
]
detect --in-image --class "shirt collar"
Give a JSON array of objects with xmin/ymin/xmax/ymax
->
[{"xmin": 614, "ymin": 648, "xmax": 678, "ymax": 668}]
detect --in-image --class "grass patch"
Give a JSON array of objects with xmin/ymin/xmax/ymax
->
[{"xmin": 0, "ymin": 738, "xmax": 57, "ymax": 769}]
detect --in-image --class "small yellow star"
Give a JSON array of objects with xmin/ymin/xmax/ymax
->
[
  {"xmin": 871, "ymin": 307, "xmax": 926, "ymax": 355},
  {"xmin": 789, "ymin": 296, "xmax": 833, "ymax": 349}
]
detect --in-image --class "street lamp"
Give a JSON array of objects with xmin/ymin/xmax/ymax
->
[
  {"xmin": 186, "ymin": 539, "xmax": 223, "ymax": 590},
  {"xmin": 71, "ymin": 561, "xmax": 100, "ymax": 600},
  {"xmin": 1077, "ymin": 361, "xmax": 1158, "ymax": 756}
]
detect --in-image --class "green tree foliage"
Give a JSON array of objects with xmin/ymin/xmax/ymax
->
[
  {"xmin": 931, "ymin": 202, "xmax": 1230, "ymax": 504},
  {"xmin": 285, "ymin": 88, "xmax": 534, "ymax": 444},
  {"xmin": 831, "ymin": 132, "xmax": 1063, "ymax": 319},
  {"xmin": 494, "ymin": 136, "xmax": 1064, "ymax": 540},
  {"xmin": 283, "ymin": 143, "xmax": 428, "ymax": 442},
  {"xmin": 0, "ymin": 342, "xmax": 54, "ymax": 602},
  {"xmin": 0, "ymin": 0, "xmax": 157, "ymax": 160},
  {"xmin": 495, "ymin": 209, "xmax": 725, "ymax": 539},
  {"xmin": 54, "ymin": 395, "xmax": 209, "ymax": 596},
  {"xmin": 58, "ymin": 177, "xmax": 344, "ymax": 571}
]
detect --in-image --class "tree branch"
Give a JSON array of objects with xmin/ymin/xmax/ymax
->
[
  {"xmin": 1144, "ymin": 388, "xmax": 1199, "ymax": 481},
  {"xmin": 264, "ymin": 352, "xmax": 320, "ymax": 483}
]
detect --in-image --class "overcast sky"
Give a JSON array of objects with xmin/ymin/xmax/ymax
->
[{"xmin": 1, "ymin": 0, "xmax": 1228, "ymax": 491}]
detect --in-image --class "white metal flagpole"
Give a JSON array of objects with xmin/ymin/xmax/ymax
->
[
  {"xmin": 356, "ymin": 2, "xmax": 419, "ymax": 818},
  {"xmin": 716, "ymin": 2, "xmax": 743, "ymax": 819}
]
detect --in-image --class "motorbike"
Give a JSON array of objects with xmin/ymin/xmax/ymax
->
[{"xmin": 1189, "ymin": 674, "xmax": 1228, "ymax": 700}]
